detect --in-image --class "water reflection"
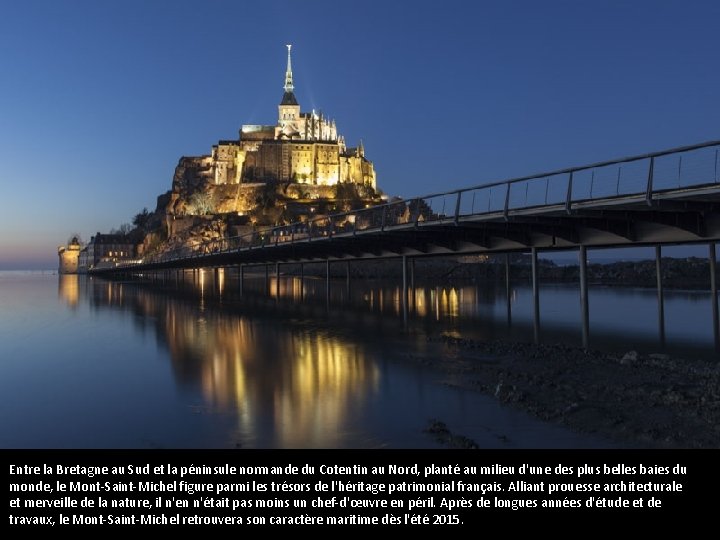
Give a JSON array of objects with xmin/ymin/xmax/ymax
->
[
  {"xmin": 165, "ymin": 307, "xmax": 379, "ymax": 447},
  {"xmin": 83, "ymin": 274, "xmax": 380, "ymax": 448},
  {"xmin": 43, "ymin": 269, "xmax": 717, "ymax": 448},
  {"xmin": 172, "ymin": 267, "xmax": 718, "ymax": 358},
  {"xmin": 58, "ymin": 274, "xmax": 80, "ymax": 308},
  {"xmin": 83, "ymin": 266, "xmax": 720, "ymax": 362}
]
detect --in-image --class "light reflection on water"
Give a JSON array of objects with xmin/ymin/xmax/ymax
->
[
  {"xmin": 163, "ymin": 302, "xmax": 380, "ymax": 449},
  {"xmin": 1, "ymin": 269, "xmax": 715, "ymax": 449},
  {"xmin": 222, "ymin": 267, "xmax": 718, "ymax": 358}
]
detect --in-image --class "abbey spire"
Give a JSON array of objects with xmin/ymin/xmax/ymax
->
[
  {"xmin": 280, "ymin": 44, "xmax": 298, "ymax": 107},
  {"xmin": 278, "ymin": 43, "xmax": 300, "ymax": 133},
  {"xmin": 284, "ymin": 44, "xmax": 294, "ymax": 94}
]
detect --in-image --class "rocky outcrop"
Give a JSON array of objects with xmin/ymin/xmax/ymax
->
[{"xmin": 162, "ymin": 216, "xmax": 228, "ymax": 255}]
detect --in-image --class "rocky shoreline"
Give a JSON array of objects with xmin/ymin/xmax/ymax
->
[{"xmin": 418, "ymin": 334, "xmax": 720, "ymax": 449}]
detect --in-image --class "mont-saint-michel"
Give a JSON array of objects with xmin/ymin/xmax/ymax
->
[
  {"xmin": 59, "ymin": 45, "xmax": 381, "ymax": 274},
  {"xmin": 49, "ymin": 44, "xmax": 720, "ymax": 453}
]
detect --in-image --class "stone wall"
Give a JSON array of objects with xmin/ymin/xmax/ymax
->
[{"xmin": 58, "ymin": 247, "xmax": 80, "ymax": 274}]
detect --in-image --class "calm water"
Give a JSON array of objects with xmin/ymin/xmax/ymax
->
[{"xmin": 0, "ymin": 269, "xmax": 716, "ymax": 449}]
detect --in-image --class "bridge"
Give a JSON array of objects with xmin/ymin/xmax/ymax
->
[{"xmin": 92, "ymin": 140, "xmax": 720, "ymax": 347}]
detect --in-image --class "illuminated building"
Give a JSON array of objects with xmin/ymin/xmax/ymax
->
[
  {"xmin": 77, "ymin": 233, "xmax": 141, "ymax": 272},
  {"xmin": 57, "ymin": 236, "xmax": 81, "ymax": 274},
  {"xmin": 178, "ymin": 45, "xmax": 376, "ymax": 192}
]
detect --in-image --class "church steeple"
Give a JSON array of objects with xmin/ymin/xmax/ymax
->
[
  {"xmin": 280, "ymin": 43, "xmax": 298, "ymax": 106},
  {"xmin": 278, "ymin": 44, "xmax": 300, "ymax": 135},
  {"xmin": 284, "ymin": 44, "xmax": 294, "ymax": 93}
]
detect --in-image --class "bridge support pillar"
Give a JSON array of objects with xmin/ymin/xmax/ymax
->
[
  {"xmin": 300, "ymin": 263, "xmax": 304, "ymax": 301},
  {"xmin": 656, "ymin": 246, "xmax": 665, "ymax": 345},
  {"xmin": 505, "ymin": 253, "xmax": 512, "ymax": 326},
  {"xmin": 410, "ymin": 258, "xmax": 415, "ymax": 290},
  {"xmin": 275, "ymin": 262, "xmax": 280, "ymax": 298},
  {"xmin": 402, "ymin": 255, "xmax": 409, "ymax": 326},
  {"xmin": 579, "ymin": 245, "xmax": 590, "ymax": 348},
  {"xmin": 531, "ymin": 247, "xmax": 540, "ymax": 343},
  {"xmin": 265, "ymin": 264, "xmax": 269, "ymax": 295},
  {"xmin": 345, "ymin": 261, "xmax": 351, "ymax": 298},
  {"xmin": 710, "ymin": 243, "xmax": 719, "ymax": 349},
  {"xmin": 326, "ymin": 260, "xmax": 331, "ymax": 306},
  {"xmin": 410, "ymin": 258, "xmax": 416, "ymax": 310},
  {"xmin": 239, "ymin": 264, "xmax": 244, "ymax": 295}
]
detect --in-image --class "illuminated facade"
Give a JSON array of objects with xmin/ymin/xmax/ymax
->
[
  {"xmin": 58, "ymin": 236, "xmax": 81, "ymax": 274},
  {"xmin": 77, "ymin": 233, "xmax": 140, "ymax": 272},
  {"xmin": 209, "ymin": 45, "xmax": 376, "ymax": 188}
]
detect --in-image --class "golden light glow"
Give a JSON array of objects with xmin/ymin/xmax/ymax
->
[
  {"xmin": 126, "ymin": 284, "xmax": 382, "ymax": 447},
  {"xmin": 273, "ymin": 337, "xmax": 378, "ymax": 447},
  {"xmin": 217, "ymin": 268, "xmax": 225, "ymax": 297},
  {"xmin": 58, "ymin": 275, "xmax": 79, "ymax": 308},
  {"xmin": 437, "ymin": 287, "xmax": 460, "ymax": 318},
  {"xmin": 361, "ymin": 285, "xmax": 469, "ymax": 320},
  {"xmin": 286, "ymin": 277, "xmax": 304, "ymax": 301},
  {"xmin": 413, "ymin": 288, "xmax": 427, "ymax": 317}
]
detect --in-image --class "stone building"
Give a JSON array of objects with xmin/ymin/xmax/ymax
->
[
  {"xmin": 77, "ymin": 233, "xmax": 141, "ymax": 272},
  {"xmin": 193, "ymin": 45, "xmax": 376, "ymax": 189},
  {"xmin": 57, "ymin": 236, "xmax": 82, "ymax": 274}
]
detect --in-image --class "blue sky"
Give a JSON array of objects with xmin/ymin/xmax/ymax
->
[{"xmin": 1, "ymin": 0, "xmax": 718, "ymax": 269}]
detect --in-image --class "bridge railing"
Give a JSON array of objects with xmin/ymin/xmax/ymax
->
[
  {"xmin": 115, "ymin": 140, "xmax": 719, "ymax": 269},
  {"xmin": 452, "ymin": 142, "xmax": 720, "ymax": 219}
]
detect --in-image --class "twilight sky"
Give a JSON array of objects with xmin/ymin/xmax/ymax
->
[{"xmin": 1, "ymin": 0, "xmax": 718, "ymax": 269}]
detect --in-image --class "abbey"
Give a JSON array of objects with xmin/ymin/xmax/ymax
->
[{"xmin": 206, "ymin": 45, "xmax": 375, "ymax": 188}]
